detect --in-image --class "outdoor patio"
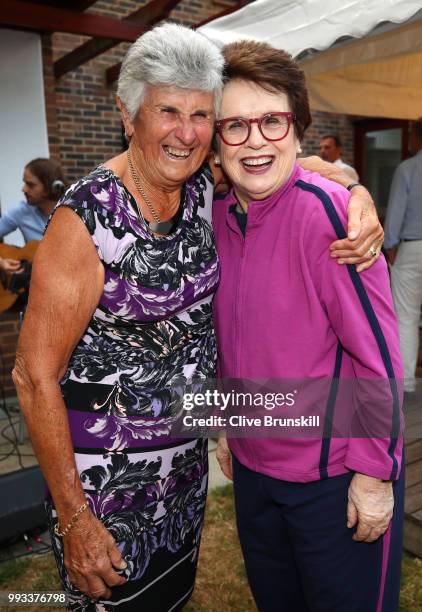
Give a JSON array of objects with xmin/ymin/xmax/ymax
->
[{"xmin": 403, "ymin": 389, "xmax": 422, "ymax": 558}]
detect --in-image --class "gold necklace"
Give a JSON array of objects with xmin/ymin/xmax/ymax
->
[{"xmin": 127, "ymin": 149, "xmax": 177, "ymax": 234}]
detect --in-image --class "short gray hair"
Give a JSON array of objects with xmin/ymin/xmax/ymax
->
[{"xmin": 117, "ymin": 22, "xmax": 224, "ymax": 120}]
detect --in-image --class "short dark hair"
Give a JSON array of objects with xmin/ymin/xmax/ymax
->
[
  {"xmin": 321, "ymin": 134, "xmax": 342, "ymax": 148},
  {"xmin": 413, "ymin": 118, "xmax": 422, "ymax": 142},
  {"xmin": 25, "ymin": 158, "xmax": 66, "ymax": 200},
  {"xmin": 222, "ymin": 40, "xmax": 311, "ymax": 140}
]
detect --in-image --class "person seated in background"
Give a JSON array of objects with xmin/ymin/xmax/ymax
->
[
  {"xmin": 0, "ymin": 157, "xmax": 65, "ymax": 273},
  {"xmin": 319, "ymin": 133, "xmax": 359, "ymax": 182}
]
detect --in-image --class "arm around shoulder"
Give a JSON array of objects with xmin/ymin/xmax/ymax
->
[{"xmin": 298, "ymin": 157, "xmax": 383, "ymax": 268}]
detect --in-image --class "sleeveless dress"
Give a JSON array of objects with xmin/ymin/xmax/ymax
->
[{"xmin": 46, "ymin": 163, "xmax": 219, "ymax": 611}]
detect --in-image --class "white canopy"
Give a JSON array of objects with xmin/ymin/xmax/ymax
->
[{"xmin": 199, "ymin": 0, "xmax": 422, "ymax": 119}]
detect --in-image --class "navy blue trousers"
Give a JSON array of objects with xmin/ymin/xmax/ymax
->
[{"xmin": 232, "ymin": 456, "xmax": 404, "ymax": 612}]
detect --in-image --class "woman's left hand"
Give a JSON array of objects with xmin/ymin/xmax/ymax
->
[
  {"xmin": 347, "ymin": 473, "xmax": 394, "ymax": 542},
  {"xmin": 330, "ymin": 185, "xmax": 384, "ymax": 272},
  {"xmin": 216, "ymin": 437, "xmax": 233, "ymax": 481}
]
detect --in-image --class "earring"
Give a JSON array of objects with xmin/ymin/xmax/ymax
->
[
  {"xmin": 297, "ymin": 145, "xmax": 302, "ymax": 154},
  {"xmin": 214, "ymin": 155, "xmax": 221, "ymax": 166}
]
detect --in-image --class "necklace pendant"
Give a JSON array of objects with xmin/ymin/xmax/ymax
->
[{"xmin": 148, "ymin": 220, "xmax": 175, "ymax": 234}]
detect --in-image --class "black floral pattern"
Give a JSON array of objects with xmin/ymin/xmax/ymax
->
[
  {"xmin": 45, "ymin": 163, "xmax": 217, "ymax": 610},
  {"xmin": 55, "ymin": 163, "xmax": 219, "ymax": 436}
]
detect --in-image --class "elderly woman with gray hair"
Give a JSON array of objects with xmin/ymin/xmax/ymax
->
[{"xmin": 13, "ymin": 23, "xmax": 382, "ymax": 612}]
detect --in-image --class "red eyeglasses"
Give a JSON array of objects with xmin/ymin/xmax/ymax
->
[{"xmin": 215, "ymin": 112, "xmax": 295, "ymax": 146}]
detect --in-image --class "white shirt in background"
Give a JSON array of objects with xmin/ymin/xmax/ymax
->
[{"xmin": 334, "ymin": 158, "xmax": 359, "ymax": 182}]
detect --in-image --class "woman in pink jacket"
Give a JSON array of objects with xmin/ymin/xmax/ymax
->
[{"xmin": 214, "ymin": 41, "xmax": 403, "ymax": 612}]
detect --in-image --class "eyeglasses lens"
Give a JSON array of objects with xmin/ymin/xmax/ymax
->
[
  {"xmin": 261, "ymin": 114, "xmax": 289, "ymax": 140},
  {"xmin": 221, "ymin": 119, "xmax": 249, "ymax": 145},
  {"xmin": 220, "ymin": 114, "xmax": 290, "ymax": 145}
]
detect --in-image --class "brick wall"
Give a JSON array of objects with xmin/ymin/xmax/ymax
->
[
  {"xmin": 0, "ymin": 310, "xmax": 20, "ymax": 400},
  {"xmin": 302, "ymin": 110, "xmax": 356, "ymax": 168}
]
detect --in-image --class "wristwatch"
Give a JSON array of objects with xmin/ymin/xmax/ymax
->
[{"xmin": 346, "ymin": 182, "xmax": 361, "ymax": 191}]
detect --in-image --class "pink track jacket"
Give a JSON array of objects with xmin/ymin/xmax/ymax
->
[{"xmin": 212, "ymin": 164, "xmax": 403, "ymax": 483}]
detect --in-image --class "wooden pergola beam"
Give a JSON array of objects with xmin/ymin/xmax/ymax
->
[
  {"xmin": 1, "ymin": 0, "xmax": 148, "ymax": 41},
  {"xmin": 105, "ymin": 2, "xmax": 247, "ymax": 85},
  {"xmin": 24, "ymin": 0, "xmax": 98, "ymax": 11},
  {"xmin": 54, "ymin": 0, "xmax": 181, "ymax": 78}
]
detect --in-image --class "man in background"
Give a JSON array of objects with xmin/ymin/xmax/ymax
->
[
  {"xmin": 384, "ymin": 118, "xmax": 422, "ymax": 395},
  {"xmin": 319, "ymin": 134, "xmax": 359, "ymax": 182},
  {"xmin": 0, "ymin": 158, "xmax": 65, "ymax": 273}
]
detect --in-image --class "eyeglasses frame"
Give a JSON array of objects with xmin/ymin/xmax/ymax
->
[{"xmin": 215, "ymin": 112, "xmax": 296, "ymax": 146}]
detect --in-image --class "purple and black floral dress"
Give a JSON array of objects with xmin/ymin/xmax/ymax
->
[{"xmin": 46, "ymin": 162, "xmax": 219, "ymax": 611}]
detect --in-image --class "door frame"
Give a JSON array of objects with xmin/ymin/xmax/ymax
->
[{"xmin": 354, "ymin": 118, "xmax": 410, "ymax": 183}]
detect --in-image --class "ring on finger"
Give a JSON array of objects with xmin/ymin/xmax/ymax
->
[{"xmin": 369, "ymin": 246, "xmax": 378, "ymax": 258}]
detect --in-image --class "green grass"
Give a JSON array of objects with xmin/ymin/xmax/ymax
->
[
  {"xmin": 0, "ymin": 554, "xmax": 61, "ymax": 612},
  {"xmin": 400, "ymin": 554, "xmax": 422, "ymax": 611},
  {"xmin": 0, "ymin": 485, "xmax": 421, "ymax": 611},
  {"xmin": 0, "ymin": 558, "xmax": 31, "ymax": 586}
]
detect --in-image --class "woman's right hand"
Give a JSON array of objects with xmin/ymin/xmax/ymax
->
[
  {"xmin": 63, "ymin": 510, "xmax": 127, "ymax": 601},
  {"xmin": 347, "ymin": 473, "xmax": 394, "ymax": 543},
  {"xmin": 216, "ymin": 437, "xmax": 233, "ymax": 480},
  {"xmin": 386, "ymin": 246, "xmax": 398, "ymax": 266}
]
